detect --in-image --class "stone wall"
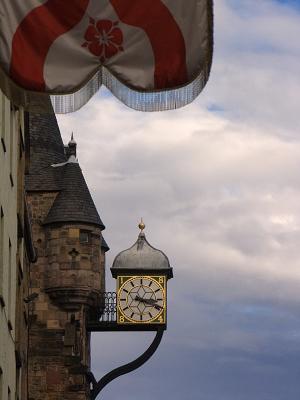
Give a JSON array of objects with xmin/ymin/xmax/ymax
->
[{"xmin": 26, "ymin": 191, "xmax": 105, "ymax": 400}]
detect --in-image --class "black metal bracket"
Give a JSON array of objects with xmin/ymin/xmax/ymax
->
[
  {"xmin": 89, "ymin": 328, "xmax": 164, "ymax": 400},
  {"xmin": 87, "ymin": 321, "xmax": 165, "ymax": 331},
  {"xmin": 88, "ymin": 293, "xmax": 166, "ymax": 398}
]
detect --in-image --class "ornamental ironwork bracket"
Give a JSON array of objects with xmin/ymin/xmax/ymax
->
[
  {"xmin": 89, "ymin": 328, "xmax": 164, "ymax": 400},
  {"xmin": 87, "ymin": 292, "xmax": 166, "ymax": 399}
]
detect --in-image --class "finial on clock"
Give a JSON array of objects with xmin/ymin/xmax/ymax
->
[{"xmin": 138, "ymin": 218, "xmax": 145, "ymax": 232}]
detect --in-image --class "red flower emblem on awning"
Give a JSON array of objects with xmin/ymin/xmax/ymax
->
[{"xmin": 82, "ymin": 18, "xmax": 124, "ymax": 63}]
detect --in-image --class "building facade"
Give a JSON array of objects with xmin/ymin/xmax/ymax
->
[
  {"xmin": 1, "ymin": 92, "xmax": 105, "ymax": 399},
  {"xmin": 25, "ymin": 112, "xmax": 108, "ymax": 400},
  {"xmin": 0, "ymin": 93, "xmax": 108, "ymax": 400},
  {"xmin": 0, "ymin": 91, "xmax": 35, "ymax": 400}
]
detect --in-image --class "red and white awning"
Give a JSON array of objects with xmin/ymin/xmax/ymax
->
[{"xmin": 0, "ymin": 0, "xmax": 213, "ymax": 112}]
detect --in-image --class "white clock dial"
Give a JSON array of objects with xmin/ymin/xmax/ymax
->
[{"xmin": 117, "ymin": 276, "xmax": 166, "ymax": 324}]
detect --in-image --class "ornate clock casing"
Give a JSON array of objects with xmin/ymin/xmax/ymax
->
[
  {"xmin": 111, "ymin": 225, "xmax": 173, "ymax": 327},
  {"xmin": 117, "ymin": 275, "xmax": 166, "ymax": 324}
]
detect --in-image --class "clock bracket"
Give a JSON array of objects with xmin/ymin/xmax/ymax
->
[{"xmin": 88, "ymin": 327, "xmax": 164, "ymax": 400}]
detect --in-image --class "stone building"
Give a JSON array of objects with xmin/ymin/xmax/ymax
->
[
  {"xmin": 25, "ymin": 111, "xmax": 108, "ymax": 400},
  {"xmin": 0, "ymin": 91, "xmax": 36, "ymax": 400}
]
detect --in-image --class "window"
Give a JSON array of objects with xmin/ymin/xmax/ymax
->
[
  {"xmin": 0, "ymin": 207, "xmax": 4, "ymax": 306},
  {"xmin": 7, "ymin": 238, "xmax": 12, "ymax": 329},
  {"xmin": 15, "ymin": 357, "xmax": 21, "ymax": 400},
  {"xmin": 19, "ymin": 128, "xmax": 24, "ymax": 160},
  {"xmin": 0, "ymin": 366, "xmax": 3, "ymax": 400},
  {"xmin": 9, "ymin": 108, "xmax": 14, "ymax": 187},
  {"xmin": 79, "ymin": 231, "xmax": 90, "ymax": 244},
  {"xmin": 0, "ymin": 93, "xmax": 6, "ymax": 153}
]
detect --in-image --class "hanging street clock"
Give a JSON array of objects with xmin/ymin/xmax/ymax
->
[
  {"xmin": 111, "ymin": 220, "xmax": 173, "ymax": 329},
  {"xmin": 117, "ymin": 275, "xmax": 166, "ymax": 324}
]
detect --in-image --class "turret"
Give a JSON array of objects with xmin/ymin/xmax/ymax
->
[
  {"xmin": 26, "ymin": 112, "xmax": 107, "ymax": 400},
  {"xmin": 42, "ymin": 135, "xmax": 105, "ymax": 310}
]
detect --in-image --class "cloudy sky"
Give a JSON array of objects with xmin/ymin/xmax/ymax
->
[{"xmin": 57, "ymin": 1, "xmax": 300, "ymax": 399}]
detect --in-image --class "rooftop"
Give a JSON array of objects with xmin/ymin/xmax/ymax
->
[{"xmin": 26, "ymin": 110, "xmax": 105, "ymax": 230}]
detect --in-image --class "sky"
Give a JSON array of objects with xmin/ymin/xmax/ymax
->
[{"xmin": 57, "ymin": 1, "xmax": 300, "ymax": 399}]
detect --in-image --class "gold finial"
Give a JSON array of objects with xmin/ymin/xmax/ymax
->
[{"xmin": 138, "ymin": 218, "xmax": 145, "ymax": 231}]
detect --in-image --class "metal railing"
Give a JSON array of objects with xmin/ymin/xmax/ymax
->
[
  {"xmin": 98, "ymin": 292, "xmax": 117, "ymax": 323},
  {"xmin": 87, "ymin": 291, "xmax": 164, "ymax": 332}
]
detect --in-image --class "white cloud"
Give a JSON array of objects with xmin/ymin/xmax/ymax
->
[{"xmin": 56, "ymin": 1, "xmax": 300, "ymax": 398}]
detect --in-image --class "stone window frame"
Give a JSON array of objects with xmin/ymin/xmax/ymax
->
[{"xmin": 79, "ymin": 230, "xmax": 90, "ymax": 244}]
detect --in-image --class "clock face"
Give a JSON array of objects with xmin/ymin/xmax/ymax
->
[{"xmin": 117, "ymin": 276, "xmax": 166, "ymax": 324}]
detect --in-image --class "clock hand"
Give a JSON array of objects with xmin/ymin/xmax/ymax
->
[
  {"xmin": 135, "ymin": 295, "xmax": 155, "ymax": 305},
  {"xmin": 135, "ymin": 296, "xmax": 163, "ymax": 310}
]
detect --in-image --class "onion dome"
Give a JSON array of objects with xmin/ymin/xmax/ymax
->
[{"xmin": 111, "ymin": 220, "xmax": 173, "ymax": 279}]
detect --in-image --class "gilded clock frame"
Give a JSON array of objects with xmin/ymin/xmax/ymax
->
[{"xmin": 117, "ymin": 275, "xmax": 167, "ymax": 325}]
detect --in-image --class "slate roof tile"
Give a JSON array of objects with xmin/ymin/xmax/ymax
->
[
  {"xmin": 101, "ymin": 236, "xmax": 110, "ymax": 252},
  {"xmin": 26, "ymin": 110, "xmax": 105, "ymax": 230}
]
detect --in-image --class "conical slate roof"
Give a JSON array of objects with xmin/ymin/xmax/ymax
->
[
  {"xmin": 43, "ymin": 162, "xmax": 104, "ymax": 228},
  {"xmin": 26, "ymin": 111, "xmax": 66, "ymax": 191},
  {"xmin": 101, "ymin": 236, "xmax": 110, "ymax": 252},
  {"xmin": 26, "ymin": 110, "xmax": 105, "ymax": 230}
]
